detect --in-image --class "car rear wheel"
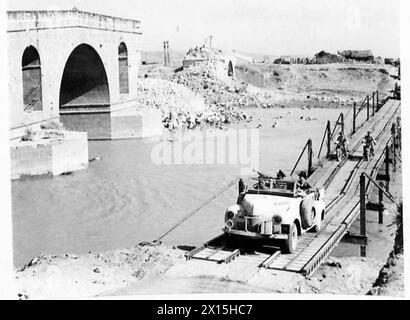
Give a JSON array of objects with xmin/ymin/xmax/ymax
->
[{"xmin": 284, "ymin": 223, "xmax": 298, "ymax": 253}]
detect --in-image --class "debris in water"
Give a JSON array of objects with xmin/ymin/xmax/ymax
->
[{"xmin": 326, "ymin": 260, "xmax": 342, "ymax": 268}]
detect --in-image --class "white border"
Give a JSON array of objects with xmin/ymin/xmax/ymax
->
[{"xmin": 0, "ymin": 0, "xmax": 14, "ymax": 300}]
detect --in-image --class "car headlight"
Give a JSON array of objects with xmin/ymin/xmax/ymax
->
[
  {"xmin": 273, "ymin": 215, "xmax": 282, "ymax": 224},
  {"xmin": 227, "ymin": 211, "xmax": 235, "ymax": 219}
]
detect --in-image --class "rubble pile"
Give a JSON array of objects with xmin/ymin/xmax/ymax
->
[
  {"xmin": 185, "ymin": 45, "xmax": 222, "ymax": 60},
  {"xmin": 170, "ymin": 61, "xmax": 275, "ymax": 129},
  {"xmin": 134, "ymin": 78, "xmax": 209, "ymax": 130},
  {"xmin": 15, "ymin": 121, "xmax": 66, "ymax": 146},
  {"xmin": 135, "ymin": 78, "xmax": 204, "ymax": 114}
]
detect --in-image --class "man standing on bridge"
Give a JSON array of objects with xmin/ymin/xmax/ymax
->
[
  {"xmin": 363, "ymin": 131, "xmax": 376, "ymax": 160},
  {"xmin": 336, "ymin": 131, "xmax": 349, "ymax": 159}
]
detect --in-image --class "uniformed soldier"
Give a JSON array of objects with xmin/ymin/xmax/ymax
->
[
  {"xmin": 363, "ymin": 131, "xmax": 376, "ymax": 160},
  {"xmin": 336, "ymin": 131, "xmax": 349, "ymax": 155},
  {"xmin": 296, "ymin": 171, "xmax": 312, "ymax": 191}
]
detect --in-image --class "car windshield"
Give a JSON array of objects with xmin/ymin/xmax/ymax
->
[{"xmin": 249, "ymin": 178, "xmax": 297, "ymax": 195}]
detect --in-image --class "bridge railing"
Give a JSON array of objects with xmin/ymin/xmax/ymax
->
[
  {"xmin": 7, "ymin": 10, "xmax": 141, "ymax": 34},
  {"xmin": 317, "ymin": 89, "xmax": 384, "ymax": 160}
]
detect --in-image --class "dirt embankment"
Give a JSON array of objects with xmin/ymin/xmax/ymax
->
[
  {"xmin": 14, "ymin": 244, "xmax": 186, "ymax": 299},
  {"xmin": 235, "ymin": 63, "xmax": 396, "ymax": 106},
  {"xmin": 13, "ymin": 244, "xmax": 392, "ymax": 298},
  {"xmin": 140, "ymin": 61, "xmax": 397, "ymax": 116},
  {"xmin": 136, "ymin": 61, "xmax": 271, "ymax": 131},
  {"xmin": 367, "ymin": 203, "xmax": 404, "ymax": 297}
]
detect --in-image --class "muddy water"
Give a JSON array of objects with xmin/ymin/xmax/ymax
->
[{"xmin": 11, "ymin": 107, "xmax": 398, "ymax": 267}]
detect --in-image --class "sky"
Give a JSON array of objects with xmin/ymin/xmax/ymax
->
[{"xmin": 6, "ymin": 0, "xmax": 400, "ymax": 57}]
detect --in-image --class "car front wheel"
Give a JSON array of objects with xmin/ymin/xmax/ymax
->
[{"xmin": 284, "ymin": 223, "xmax": 298, "ymax": 253}]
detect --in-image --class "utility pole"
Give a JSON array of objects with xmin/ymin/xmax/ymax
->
[
  {"xmin": 326, "ymin": 120, "xmax": 331, "ymax": 158},
  {"xmin": 166, "ymin": 41, "xmax": 170, "ymax": 67},
  {"xmin": 307, "ymin": 139, "xmax": 313, "ymax": 177},
  {"xmin": 163, "ymin": 41, "xmax": 170, "ymax": 67},
  {"xmin": 163, "ymin": 41, "xmax": 167, "ymax": 67}
]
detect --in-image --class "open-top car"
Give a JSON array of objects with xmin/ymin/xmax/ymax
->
[{"xmin": 223, "ymin": 178, "xmax": 326, "ymax": 253}]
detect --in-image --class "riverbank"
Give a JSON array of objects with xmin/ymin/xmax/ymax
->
[
  {"xmin": 12, "ymin": 242, "xmax": 392, "ymax": 298},
  {"xmin": 14, "ymin": 243, "xmax": 185, "ymax": 299},
  {"xmin": 367, "ymin": 203, "xmax": 404, "ymax": 297}
]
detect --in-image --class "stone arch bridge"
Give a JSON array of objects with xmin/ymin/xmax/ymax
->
[{"xmin": 8, "ymin": 10, "xmax": 161, "ymax": 140}]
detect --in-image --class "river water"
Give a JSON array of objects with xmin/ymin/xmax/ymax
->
[{"xmin": 11, "ymin": 107, "xmax": 398, "ymax": 267}]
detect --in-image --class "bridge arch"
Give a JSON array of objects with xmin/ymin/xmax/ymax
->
[
  {"xmin": 22, "ymin": 45, "xmax": 43, "ymax": 111},
  {"xmin": 118, "ymin": 42, "xmax": 129, "ymax": 94},
  {"xmin": 59, "ymin": 43, "xmax": 110, "ymax": 108}
]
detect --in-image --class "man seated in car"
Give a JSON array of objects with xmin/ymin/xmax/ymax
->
[
  {"xmin": 296, "ymin": 171, "xmax": 312, "ymax": 194},
  {"xmin": 276, "ymin": 169, "xmax": 286, "ymax": 180}
]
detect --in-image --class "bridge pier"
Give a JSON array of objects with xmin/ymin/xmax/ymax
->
[
  {"xmin": 378, "ymin": 184, "xmax": 384, "ymax": 224},
  {"xmin": 366, "ymin": 182, "xmax": 385, "ymax": 224},
  {"xmin": 391, "ymin": 124, "xmax": 397, "ymax": 172},
  {"xmin": 385, "ymin": 147, "xmax": 390, "ymax": 191},
  {"xmin": 376, "ymin": 146, "xmax": 390, "ymax": 191}
]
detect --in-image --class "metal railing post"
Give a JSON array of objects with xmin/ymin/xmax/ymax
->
[
  {"xmin": 385, "ymin": 147, "xmax": 390, "ymax": 191},
  {"xmin": 360, "ymin": 173, "xmax": 367, "ymax": 257},
  {"xmin": 392, "ymin": 125, "xmax": 397, "ymax": 172},
  {"xmin": 366, "ymin": 96, "xmax": 370, "ymax": 121},
  {"xmin": 327, "ymin": 121, "xmax": 331, "ymax": 157},
  {"xmin": 307, "ymin": 139, "xmax": 313, "ymax": 177},
  {"xmin": 378, "ymin": 183, "xmax": 384, "ymax": 224},
  {"xmin": 353, "ymin": 102, "xmax": 356, "ymax": 134}
]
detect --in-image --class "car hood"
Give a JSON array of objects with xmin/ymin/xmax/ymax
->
[{"xmin": 241, "ymin": 193, "xmax": 300, "ymax": 219}]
